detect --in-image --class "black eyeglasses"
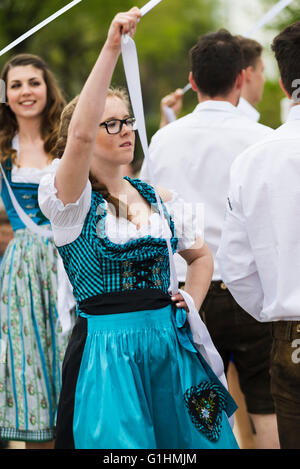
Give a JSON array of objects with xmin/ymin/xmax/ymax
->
[{"xmin": 99, "ymin": 117, "xmax": 137, "ymax": 135}]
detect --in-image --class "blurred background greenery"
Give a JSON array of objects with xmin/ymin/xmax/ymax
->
[{"xmin": 0, "ymin": 0, "xmax": 299, "ymax": 168}]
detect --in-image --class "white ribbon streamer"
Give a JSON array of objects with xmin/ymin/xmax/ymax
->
[
  {"xmin": 140, "ymin": 0, "xmax": 163, "ymax": 17},
  {"xmin": 245, "ymin": 0, "xmax": 294, "ymax": 37},
  {"xmin": 0, "ymin": 136, "xmax": 52, "ymax": 238},
  {"xmin": 178, "ymin": 288, "xmax": 228, "ymax": 389},
  {"xmin": 121, "ymin": 10, "xmax": 228, "ymax": 391},
  {"xmin": 163, "ymin": 105, "xmax": 177, "ymax": 123},
  {"xmin": 0, "ymin": 0, "xmax": 162, "ymax": 58},
  {"xmin": 0, "ymin": 0, "xmax": 82, "ymax": 57},
  {"xmin": 164, "ymin": 83, "xmax": 191, "ymax": 124},
  {"xmin": 121, "ymin": 34, "xmax": 178, "ymax": 296},
  {"xmin": 0, "ymin": 164, "xmax": 52, "ymax": 238},
  {"xmin": 182, "ymin": 83, "xmax": 192, "ymax": 94}
]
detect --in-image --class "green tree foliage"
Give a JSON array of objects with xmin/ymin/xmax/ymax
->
[{"xmin": 257, "ymin": 80, "xmax": 285, "ymax": 129}]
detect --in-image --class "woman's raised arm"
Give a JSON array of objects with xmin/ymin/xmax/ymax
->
[{"xmin": 55, "ymin": 7, "xmax": 141, "ymax": 205}]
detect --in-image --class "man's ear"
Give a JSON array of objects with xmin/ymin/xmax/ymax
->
[
  {"xmin": 279, "ymin": 77, "xmax": 292, "ymax": 99},
  {"xmin": 236, "ymin": 69, "xmax": 245, "ymax": 91},
  {"xmin": 243, "ymin": 65, "xmax": 253, "ymax": 83},
  {"xmin": 189, "ymin": 72, "xmax": 199, "ymax": 92}
]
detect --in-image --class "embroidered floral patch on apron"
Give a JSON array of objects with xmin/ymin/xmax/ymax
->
[{"xmin": 183, "ymin": 381, "xmax": 227, "ymax": 441}]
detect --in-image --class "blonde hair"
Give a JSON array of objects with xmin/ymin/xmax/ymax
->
[
  {"xmin": 0, "ymin": 53, "xmax": 66, "ymax": 166},
  {"xmin": 55, "ymin": 88, "xmax": 133, "ymax": 219}
]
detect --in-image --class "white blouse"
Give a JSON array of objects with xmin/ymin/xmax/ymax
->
[
  {"xmin": 38, "ymin": 159, "xmax": 202, "ymax": 251},
  {"xmin": 11, "ymin": 164, "xmax": 50, "ymax": 184},
  {"xmin": 10, "ymin": 133, "xmax": 52, "ymax": 185}
]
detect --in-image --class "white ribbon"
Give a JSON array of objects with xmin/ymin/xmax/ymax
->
[
  {"xmin": 182, "ymin": 83, "xmax": 192, "ymax": 94},
  {"xmin": 0, "ymin": 136, "xmax": 53, "ymax": 238},
  {"xmin": 121, "ymin": 33, "xmax": 178, "ymax": 297},
  {"xmin": 164, "ymin": 84, "xmax": 191, "ymax": 124},
  {"xmin": 178, "ymin": 288, "xmax": 228, "ymax": 389},
  {"xmin": 245, "ymin": 0, "xmax": 295, "ymax": 38},
  {"xmin": 140, "ymin": 0, "xmax": 163, "ymax": 17},
  {"xmin": 163, "ymin": 106, "xmax": 177, "ymax": 123},
  {"xmin": 0, "ymin": 0, "xmax": 82, "ymax": 57},
  {"xmin": 121, "ymin": 8, "xmax": 228, "ymax": 391},
  {"xmin": 0, "ymin": 165, "xmax": 53, "ymax": 237}
]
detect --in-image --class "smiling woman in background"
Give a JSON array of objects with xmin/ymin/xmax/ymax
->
[{"xmin": 0, "ymin": 53, "xmax": 72, "ymax": 449}]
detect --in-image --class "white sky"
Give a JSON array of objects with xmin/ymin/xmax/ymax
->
[
  {"xmin": 220, "ymin": 0, "xmax": 281, "ymax": 79},
  {"xmin": 222, "ymin": 0, "xmax": 266, "ymax": 34}
]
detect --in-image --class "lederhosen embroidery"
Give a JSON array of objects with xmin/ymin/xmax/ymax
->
[{"xmin": 183, "ymin": 381, "xmax": 227, "ymax": 441}]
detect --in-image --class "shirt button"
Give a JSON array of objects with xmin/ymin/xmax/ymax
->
[{"xmin": 220, "ymin": 282, "xmax": 227, "ymax": 290}]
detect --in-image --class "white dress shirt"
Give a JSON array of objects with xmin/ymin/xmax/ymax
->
[
  {"xmin": 217, "ymin": 105, "xmax": 300, "ymax": 322},
  {"xmin": 237, "ymin": 97, "xmax": 261, "ymax": 123},
  {"xmin": 140, "ymin": 100, "xmax": 272, "ymax": 282}
]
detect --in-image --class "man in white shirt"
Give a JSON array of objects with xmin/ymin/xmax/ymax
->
[
  {"xmin": 217, "ymin": 21, "xmax": 300, "ymax": 449},
  {"xmin": 140, "ymin": 29, "xmax": 278, "ymax": 448},
  {"xmin": 236, "ymin": 36, "xmax": 265, "ymax": 123},
  {"xmin": 158, "ymin": 36, "xmax": 265, "ymax": 128}
]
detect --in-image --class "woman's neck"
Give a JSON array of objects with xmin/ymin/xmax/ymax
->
[
  {"xmin": 16, "ymin": 116, "xmax": 42, "ymax": 144},
  {"xmin": 92, "ymin": 165, "xmax": 128, "ymax": 198}
]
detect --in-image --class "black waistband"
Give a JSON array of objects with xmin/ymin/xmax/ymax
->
[{"xmin": 78, "ymin": 288, "xmax": 172, "ymax": 316}]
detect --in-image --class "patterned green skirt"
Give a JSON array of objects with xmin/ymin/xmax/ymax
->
[{"xmin": 0, "ymin": 228, "xmax": 72, "ymax": 442}]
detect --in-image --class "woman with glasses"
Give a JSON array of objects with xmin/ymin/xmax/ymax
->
[{"xmin": 38, "ymin": 8, "xmax": 238, "ymax": 449}]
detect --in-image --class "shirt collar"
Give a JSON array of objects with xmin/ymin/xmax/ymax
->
[
  {"xmin": 194, "ymin": 100, "xmax": 240, "ymax": 115},
  {"xmin": 286, "ymin": 104, "xmax": 300, "ymax": 122},
  {"xmin": 238, "ymin": 97, "xmax": 260, "ymax": 122}
]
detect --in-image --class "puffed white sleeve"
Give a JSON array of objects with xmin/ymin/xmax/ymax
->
[
  {"xmin": 165, "ymin": 191, "xmax": 204, "ymax": 252},
  {"xmin": 216, "ymin": 162, "xmax": 264, "ymax": 321},
  {"xmin": 38, "ymin": 159, "xmax": 92, "ymax": 247}
]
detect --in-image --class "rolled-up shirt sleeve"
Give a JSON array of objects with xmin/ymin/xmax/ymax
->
[
  {"xmin": 216, "ymin": 169, "xmax": 264, "ymax": 321},
  {"xmin": 38, "ymin": 159, "xmax": 92, "ymax": 247}
]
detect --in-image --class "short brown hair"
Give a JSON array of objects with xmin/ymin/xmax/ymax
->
[
  {"xmin": 271, "ymin": 21, "xmax": 300, "ymax": 98},
  {"xmin": 236, "ymin": 36, "xmax": 263, "ymax": 69},
  {"xmin": 190, "ymin": 29, "xmax": 243, "ymax": 98}
]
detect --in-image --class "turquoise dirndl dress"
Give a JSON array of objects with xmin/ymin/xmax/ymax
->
[{"xmin": 54, "ymin": 178, "xmax": 239, "ymax": 449}]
